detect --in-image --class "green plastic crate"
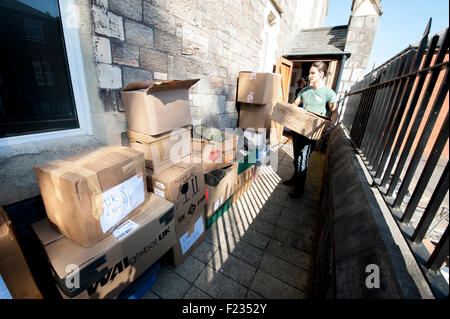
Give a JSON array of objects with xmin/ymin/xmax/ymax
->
[
  {"xmin": 205, "ymin": 196, "xmax": 233, "ymax": 230},
  {"xmin": 237, "ymin": 150, "xmax": 257, "ymax": 174}
]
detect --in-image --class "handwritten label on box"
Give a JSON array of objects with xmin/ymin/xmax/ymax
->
[{"xmin": 100, "ymin": 175, "xmax": 145, "ymax": 233}]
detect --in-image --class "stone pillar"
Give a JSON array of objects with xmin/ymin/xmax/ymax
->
[{"xmin": 338, "ymin": 0, "xmax": 382, "ymax": 99}]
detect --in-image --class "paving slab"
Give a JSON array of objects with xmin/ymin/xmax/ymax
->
[
  {"xmin": 270, "ymin": 225, "xmax": 313, "ymax": 255},
  {"xmin": 150, "ymin": 265, "xmax": 191, "ymax": 299},
  {"xmin": 255, "ymin": 208, "xmax": 280, "ymax": 225},
  {"xmin": 266, "ymin": 238, "xmax": 311, "ymax": 271},
  {"xmin": 276, "ymin": 215, "xmax": 315, "ymax": 239},
  {"xmin": 246, "ymin": 290, "xmax": 265, "ymax": 299},
  {"xmin": 207, "ymin": 248, "xmax": 257, "ymax": 288},
  {"xmin": 249, "ymin": 218, "xmax": 276, "ymax": 237},
  {"xmin": 190, "ymin": 240, "xmax": 218, "ymax": 264},
  {"xmin": 194, "ymin": 265, "xmax": 248, "ymax": 299},
  {"xmin": 142, "ymin": 289, "xmax": 160, "ymax": 299},
  {"xmin": 182, "ymin": 286, "xmax": 213, "ymax": 299},
  {"xmin": 259, "ymin": 252, "xmax": 309, "ymax": 292},
  {"xmin": 250, "ymin": 270, "xmax": 306, "ymax": 299},
  {"xmin": 260, "ymin": 201, "xmax": 284, "ymax": 215},
  {"xmin": 166, "ymin": 255, "xmax": 208, "ymax": 284}
]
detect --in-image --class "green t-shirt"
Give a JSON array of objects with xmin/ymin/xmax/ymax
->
[{"xmin": 297, "ymin": 86, "xmax": 337, "ymax": 116}]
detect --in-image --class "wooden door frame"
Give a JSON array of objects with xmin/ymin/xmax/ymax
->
[
  {"xmin": 275, "ymin": 57, "xmax": 293, "ymax": 102},
  {"xmin": 271, "ymin": 57, "xmax": 293, "ymax": 145}
]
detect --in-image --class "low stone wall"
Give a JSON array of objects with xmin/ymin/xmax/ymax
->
[
  {"xmin": 310, "ymin": 125, "xmax": 426, "ymax": 298},
  {"xmin": 0, "ymin": 135, "xmax": 103, "ymax": 206}
]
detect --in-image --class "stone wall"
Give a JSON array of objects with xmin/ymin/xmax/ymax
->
[
  {"xmin": 337, "ymin": 0, "xmax": 381, "ymax": 98},
  {"xmin": 0, "ymin": 0, "xmax": 328, "ymax": 206},
  {"xmin": 89, "ymin": 0, "xmax": 328, "ymax": 141}
]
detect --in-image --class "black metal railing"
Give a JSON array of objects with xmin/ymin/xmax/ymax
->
[{"xmin": 341, "ymin": 20, "xmax": 449, "ymax": 299}]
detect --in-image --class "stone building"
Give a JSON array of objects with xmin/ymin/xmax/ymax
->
[
  {"xmin": 338, "ymin": 0, "xmax": 382, "ymax": 97},
  {"xmin": 0, "ymin": 0, "xmax": 381, "ymax": 206},
  {"xmin": 283, "ymin": 0, "xmax": 382, "ymax": 103}
]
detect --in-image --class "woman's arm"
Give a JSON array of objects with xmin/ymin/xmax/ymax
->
[
  {"xmin": 321, "ymin": 102, "xmax": 338, "ymax": 138},
  {"xmin": 293, "ymin": 96, "xmax": 302, "ymax": 106},
  {"xmin": 329, "ymin": 102, "xmax": 338, "ymax": 124}
]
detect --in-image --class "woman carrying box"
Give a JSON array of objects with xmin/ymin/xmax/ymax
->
[{"xmin": 283, "ymin": 61, "xmax": 338, "ymax": 198}]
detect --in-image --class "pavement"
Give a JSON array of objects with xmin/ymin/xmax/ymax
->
[{"xmin": 142, "ymin": 137, "xmax": 325, "ymax": 299}]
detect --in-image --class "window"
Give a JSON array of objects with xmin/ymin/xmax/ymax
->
[
  {"xmin": 0, "ymin": 0, "xmax": 79, "ymax": 138},
  {"xmin": 33, "ymin": 60, "xmax": 54, "ymax": 86},
  {"xmin": 24, "ymin": 19, "xmax": 46, "ymax": 43}
]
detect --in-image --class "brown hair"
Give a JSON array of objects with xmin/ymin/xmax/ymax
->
[{"xmin": 312, "ymin": 61, "xmax": 330, "ymax": 77}]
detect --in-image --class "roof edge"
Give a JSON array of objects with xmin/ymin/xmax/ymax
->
[{"xmin": 300, "ymin": 25, "xmax": 348, "ymax": 32}]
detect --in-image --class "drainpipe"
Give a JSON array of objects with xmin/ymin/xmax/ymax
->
[{"xmin": 335, "ymin": 53, "xmax": 350, "ymax": 124}]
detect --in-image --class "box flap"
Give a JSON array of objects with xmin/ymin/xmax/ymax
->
[
  {"xmin": 32, "ymin": 219, "xmax": 64, "ymax": 246},
  {"xmin": 35, "ymin": 146, "xmax": 142, "ymax": 175},
  {"xmin": 127, "ymin": 125, "xmax": 191, "ymax": 145},
  {"xmin": 239, "ymin": 71, "xmax": 281, "ymax": 77},
  {"xmin": 122, "ymin": 79, "xmax": 200, "ymax": 93}
]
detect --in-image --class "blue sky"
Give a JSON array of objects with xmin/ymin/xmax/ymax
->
[{"xmin": 324, "ymin": 0, "xmax": 449, "ymax": 73}]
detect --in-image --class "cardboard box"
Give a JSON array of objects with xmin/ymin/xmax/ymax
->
[
  {"xmin": 121, "ymin": 79, "xmax": 199, "ymax": 135},
  {"xmin": 0, "ymin": 207, "xmax": 42, "ymax": 299},
  {"xmin": 192, "ymin": 131, "xmax": 237, "ymax": 174},
  {"xmin": 167, "ymin": 207, "xmax": 206, "ymax": 268},
  {"xmin": 243, "ymin": 129, "xmax": 268, "ymax": 149},
  {"xmin": 271, "ymin": 102, "xmax": 331, "ymax": 140},
  {"xmin": 128, "ymin": 125, "xmax": 192, "ymax": 173},
  {"xmin": 232, "ymin": 165, "xmax": 255, "ymax": 205},
  {"xmin": 239, "ymin": 102, "xmax": 275, "ymax": 131},
  {"xmin": 32, "ymin": 193, "xmax": 175, "ymax": 299},
  {"xmin": 237, "ymin": 72, "xmax": 282, "ymax": 104},
  {"xmin": 146, "ymin": 162, "xmax": 207, "ymax": 232},
  {"xmin": 205, "ymin": 163, "xmax": 238, "ymax": 218},
  {"xmin": 34, "ymin": 146, "xmax": 148, "ymax": 248}
]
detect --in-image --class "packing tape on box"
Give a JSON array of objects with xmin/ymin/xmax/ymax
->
[
  {"xmin": 130, "ymin": 138, "xmax": 166, "ymax": 161},
  {"xmin": 247, "ymin": 91, "xmax": 254, "ymax": 103},
  {"xmin": 128, "ymin": 127, "xmax": 191, "ymax": 162},
  {"xmin": 46, "ymin": 147, "xmax": 143, "ymax": 220}
]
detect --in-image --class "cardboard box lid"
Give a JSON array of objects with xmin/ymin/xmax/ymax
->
[
  {"xmin": 35, "ymin": 146, "xmax": 143, "ymax": 178},
  {"xmin": 32, "ymin": 193, "xmax": 174, "ymax": 279},
  {"xmin": 147, "ymin": 161, "xmax": 201, "ymax": 184},
  {"xmin": 122, "ymin": 79, "xmax": 200, "ymax": 93},
  {"xmin": 127, "ymin": 125, "xmax": 191, "ymax": 145},
  {"xmin": 239, "ymin": 71, "xmax": 281, "ymax": 78}
]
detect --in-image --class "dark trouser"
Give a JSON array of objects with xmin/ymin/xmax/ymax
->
[{"xmin": 292, "ymin": 132, "xmax": 316, "ymax": 193}]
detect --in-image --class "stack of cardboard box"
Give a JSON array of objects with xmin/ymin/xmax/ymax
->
[
  {"xmin": 121, "ymin": 79, "xmax": 208, "ymax": 268},
  {"xmin": 237, "ymin": 71, "xmax": 282, "ymax": 133},
  {"xmin": 10, "ymin": 73, "xmax": 306, "ymax": 299},
  {"xmin": 233, "ymin": 72, "xmax": 282, "ymax": 197},
  {"xmin": 190, "ymin": 126, "xmax": 240, "ymax": 227},
  {"xmin": 32, "ymin": 145, "xmax": 176, "ymax": 298},
  {"xmin": 237, "ymin": 71, "xmax": 282, "ymax": 140}
]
